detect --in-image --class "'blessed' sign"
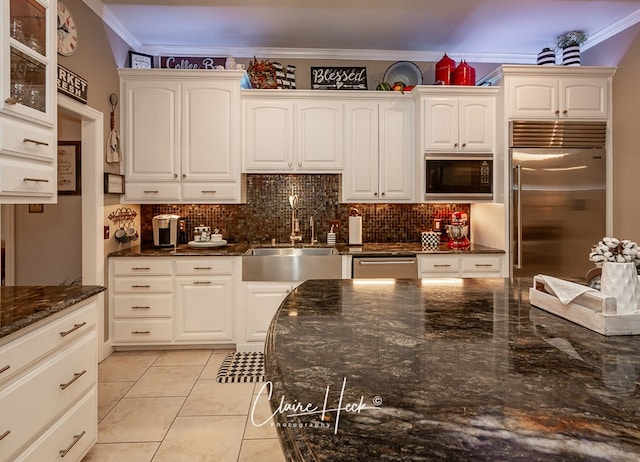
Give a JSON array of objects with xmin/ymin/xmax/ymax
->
[{"xmin": 311, "ymin": 67, "xmax": 367, "ymax": 90}]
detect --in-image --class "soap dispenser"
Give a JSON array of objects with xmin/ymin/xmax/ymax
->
[{"xmin": 327, "ymin": 225, "xmax": 336, "ymax": 245}]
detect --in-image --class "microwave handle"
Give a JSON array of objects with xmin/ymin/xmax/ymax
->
[{"xmin": 514, "ymin": 164, "xmax": 522, "ymax": 269}]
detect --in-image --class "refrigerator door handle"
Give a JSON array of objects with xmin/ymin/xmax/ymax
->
[{"xmin": 514, "ymin": 164, "xmax": 522, "ymax": 269}]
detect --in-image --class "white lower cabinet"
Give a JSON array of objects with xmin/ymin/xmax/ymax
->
[
  {"xmin": 237, "ymin": 282, "xmax": 300, "ymax": 352},
  {"xmin": 419, "ymin": 254, "xmax": 505, "ymax": 278},
  {"xmin": 109, "ymin": 257, "xmax": 238, "ymax": 347},
  {"xmin": 0, "ymin": 298, "xmax": 98, "ymax": 462}
]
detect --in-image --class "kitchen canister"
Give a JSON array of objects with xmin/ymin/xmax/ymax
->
[
  {"xmin": 421, "ymin": 231, "xmax": 440, "ymax": 251},
  {"xmin": 562, "ymin": 45, "xmax": 581, "ymax": 66}
]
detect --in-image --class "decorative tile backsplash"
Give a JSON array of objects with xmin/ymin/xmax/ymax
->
[{"xmin": 140, "ymin": 175, "xmax": 470, "ymax": 246}]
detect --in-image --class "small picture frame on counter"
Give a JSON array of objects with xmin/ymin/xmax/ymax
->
[{"xmin": 104, "ymin": 173, "xmax": 125, "ymax": 194}]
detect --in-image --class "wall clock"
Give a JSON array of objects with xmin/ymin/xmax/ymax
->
[{"xmin": 57, "ymin": 1, "xmax": 78, "ymax": 56}]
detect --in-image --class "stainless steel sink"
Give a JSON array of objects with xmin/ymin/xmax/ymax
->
[
  {"xmin": 246, "ymin": 247, "xmax": 338, "ymax": 256},
  {"xmin": 242, "ymin": 247, "xmax": 342, "ymax": 281}
]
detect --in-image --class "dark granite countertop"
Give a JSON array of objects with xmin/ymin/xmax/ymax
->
[
  {"xmin": 0, "ymin": 285, "xmax": 106, "ymax": 344},
  {"xmin": 108, "ymin": 242, "xmax": 504, "ymax": 258},
  {"xmin": 263, "ymin": 278, "xmax": 640, "ymax": 461}
]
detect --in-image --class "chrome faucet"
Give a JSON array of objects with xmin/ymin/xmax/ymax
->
[{"xmin": 289, "ymin": 193, "xmax": 302, "ymax": 245}]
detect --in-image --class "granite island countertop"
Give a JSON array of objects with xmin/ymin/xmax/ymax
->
[
  {"xmin": 0, "ymin": 285, "xmax": 106, "ymax": 344},
  {"xmin": 263, "ymin": 278, "xmax": 640, "ymax": 461},
  {"xmin": 107, "ymin": 242, "xmax": 504, "ymax": 257}
]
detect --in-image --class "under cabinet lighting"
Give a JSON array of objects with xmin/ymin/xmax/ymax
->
[
  {"xmin": 352, "ymin": 279, "xmax": 396, "ymax": 286},
  {"xmin": 421, "ymin": 278, "xmax": 464, "ymax": 285}
]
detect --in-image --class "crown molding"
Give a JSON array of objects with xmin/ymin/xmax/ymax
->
[
  {"xmin": 82, "ymin": 0, "xmax": 141, "ymax": 49},
  {"xmin": 583, "ymin": 8, "xmax": 640, "ymax": 50}
]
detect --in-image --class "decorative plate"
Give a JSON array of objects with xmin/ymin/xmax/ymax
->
[{"xmin": 383, "ymin": 61, "xmax": 423, "ymax": 86}]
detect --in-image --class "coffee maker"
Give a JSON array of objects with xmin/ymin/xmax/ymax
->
[{"xmin": 153, "ymin": 214, "xmax": 180, "ymax": 247}]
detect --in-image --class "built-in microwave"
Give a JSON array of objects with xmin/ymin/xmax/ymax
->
[{"xmin": 425, "ymin": 153, "xmax": 493, "ymax": 201}]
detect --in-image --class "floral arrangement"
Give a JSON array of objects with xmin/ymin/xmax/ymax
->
[
  {"xmin": 556, "ymin": 30, "xmax": 588, "ymax": 49},
  {"xmin": 589, "ymin": 237, "xmax": 640, "ymax": 265},
  {"xmin": 247, "ymin": 57, "xmax": 278, "ymax": 89}
]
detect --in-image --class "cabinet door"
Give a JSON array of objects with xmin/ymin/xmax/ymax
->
[
  {"xmin": 507, "ymin": 77, "xmax": 558, "ymax": 118},
  {"xmin": 423, "ymin": 98, "xmax": 458, "ymax": 150},
  {"xmin": 295, "ymin": 101, "xmax": 343, "ymax": 171},
  {"xmin": 342, "ymin": 102, "xmax": 379, "ymax": 201},
  {"xmin": 174, "ymin": 276, "xmax": 233, "ymax": 342},
  {"xmin": 123, "ymin": 80, "xmax": 180, "ymax": 181},
  {"xmin": 459, "ymin": 97, "xmax": 494, "ymax": 152},
  {"xmin": 244, "ymin": 283, "xmax": 293, "ymax": 343},
  {"xmin": 379, "ymin": 100, "xmax": 413, "ymax": 201},
  {"xmin": 243, "ymin": 99, "xmax": 294, "ymax": 171},
  {"xmin": 181, "ymin": 81, "xmax": 239, "ymax": 181},
  {"xmin": 560, "ymin": 78, "xmax": 608, "ymax": 119}
]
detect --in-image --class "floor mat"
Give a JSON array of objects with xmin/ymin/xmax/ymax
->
[{"xmin": 216, "ymin": 352, "xmax": 265, "ymax": 383}]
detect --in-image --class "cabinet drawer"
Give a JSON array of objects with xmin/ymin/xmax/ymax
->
[
  {"xmin": 124, "ymin": 181, "xmax": 181, "ymax": 202},
  {"xmin": 112, "ymin": 258, "xmax": 173, "ymax": 276},
  {"xmin": 113, "ymin": 319, "xmax": 173, "ymax": 343},
  {"xmin": 0, "ymin": 157, "xmax": 55, "ymax": 196},
  {"xmin": 14, "ymin": 389, "xmax": 97, "ymax": 462},
  {"xmin": 0, "ymin": 333, "xmax": 96, "ymax": 460},
  {"xmin": 0, "ymin": 120, "xmax": 55, "ymax": 161},
  {"xmin": 0, "ymin": 300, "xmax": 96, "ymax": 386},
  {"xmin": 461, "ymin": 256, "xmax": 502, "ymax": 273},
  {"xmin": 174, "ymin": 258, "xmax": 234, "ymax": 275},
  {"xmin": 182, "ymin": 182, "xmax": 240, "ymax": 202},
  {"xmin": 113, "ymin": 294, "xmax": 173, "ymax": 317},
  {"xmin": 112, "ymin": 276, "xmax": 173, "ymax": 293},
  {"xmin": 419, "ymin": 256, "xmax": 460, "ymax": 273}
]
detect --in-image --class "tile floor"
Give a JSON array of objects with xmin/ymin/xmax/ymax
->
[{"xmin": 82, "ymin": 348, "xmax": 286, "ymax": 462}]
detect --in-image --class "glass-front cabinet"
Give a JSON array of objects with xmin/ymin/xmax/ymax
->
[
  {"xmin": 5, "ymin": 0, "xmax": 54, "ymax": 123},
  {"xmin": 1, "ymin": 0, "xmax": 57, "ymax": 203}
]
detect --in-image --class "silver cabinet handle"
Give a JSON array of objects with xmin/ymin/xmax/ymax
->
[
  {"xmin": 143, "ymin": 190, "xmax": 159, "ymax": 194},
  {"xmin": 131, "ymin": 284, "xmax": 151, "ymax": 288},
  {"xmin": 474, "ymin": 264, "xmax": 493, "ymax": 267},
  {"xmin": 131, "ymin": 267, "xmax": 151, "ymax": 271},
  {"xmin": 359, "ymin": 260, "xmax": 415, "ymax": 266},
  {"xmin": 132, "ymin": 330, "xmax": 150, "ymax": 334},
  {"xmin": 23, "ymin": 177, "xmax": 49, "ymax": 183},
  {"xmin": 200, "ymin": 190, "xmax": 217, "ymax": 194},
  {"xmin": 59, "ymin": 322, "xmax": 86, "ymax": 337},
  {"xmin": 0, "ymin": 365, "xmax": 10, "ymax": 374},
  {"xmin": 59, "ymin": 430, "xmax": 86, "ymax": 457},
  {"xmin": 60, "ymin": 370, "xmax": 87, "ymax": 390},
  {"xmin": 131, "ymin": 306, "xmax": 150, "ymax": 310},
  {"xmin": 0, "ymin": 430, "xmax": 10, "ymax": 441},
  {"xmin": 193, "ymin": 281, "xmax": 212, "ymax": 285},
  {"xmin": 193, "ymin": 266, "xmax": 212, "ymax": 270},
  {"xmin": 434, "ymin": 264, "xmax": 452, "ymax": 268},
  {"xmin": 514, "ymin": 164, "xmax": 522, "ymax": 269},
  {"xmin": 23, "ymin": 138, "xmax": 49, "ymax": 146}
]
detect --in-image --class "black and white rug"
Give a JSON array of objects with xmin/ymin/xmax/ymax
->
[{"xmin": 216, "ymin": 352, "xmax": 265, "ymax": 383}]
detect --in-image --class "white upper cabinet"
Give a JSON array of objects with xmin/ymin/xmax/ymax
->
[
  {"xmin": 419, "ymin": 89, "xmax": 495, "ymax": 153},
  {"xmin": 487, "ymin": 65, "xmax": 616, "ymax": 120},
  {"xmin": 242, "ymin": 91, "xmax": 343, "ymax": 172},
  {"xmin": 0, "ymin": 0, "xmax": 57, "ymax": 204},
  {"xmin": 342, "ymin": 96, "xmax": 413, "ymax": 202},
  {"xmin": 120, "ymin": 69, "xmax": 246, "ymax": 203}
]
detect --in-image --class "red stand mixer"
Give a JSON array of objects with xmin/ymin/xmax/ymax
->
[{"xmin": 446, "ymin": 211, "xmax": 470, "ymax": 248}]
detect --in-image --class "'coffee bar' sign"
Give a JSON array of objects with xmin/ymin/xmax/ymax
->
[
  {"xmin": 57, "ymin": 65, "xmax": 88, "ymax": 104},
  {"xmin": 311, "ymin": 67, "xmax": 367, "ymax": 90},
  {"xmin": 160, "ymin": 56, "xmax": 226, "ymax": 69}
]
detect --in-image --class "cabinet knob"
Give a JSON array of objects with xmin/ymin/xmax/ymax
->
[
  {"xmin": 555, "ymin": 110, "xmax": 560, "ymax": 115},
  {"xmin": 288, "ymin": 162, "xmax": 293, "ymax": 167},
  {"xmin": 4, "ymin": 97, "xmax": 18, "ymax": 105},
  {"xmin": 174, "ymin": 173, "xmax": 178, "ymax": 179},
  {"xmin": 182, "ymin": 174, "xmax": 186, "ymax": 179},
  {"xmin": 298, "ymin": 162, "xmax": 302, "ymax": 167},
  {"xmin": 454, "ymin": 143, "xmax": 458, "ymax": 148},
  {"xmin": 562, "ymin": 109, "xmax": 568, "ymax": 115},
  {"xmin": 381, "ymin": 192, "xmax": 386, "ymax": 196},
  {"xmin": 373, "ymin": 192, "xmax": 378, "ymax": 196},
  {"xmin": 461, "ymin": 143, "xmax": 467, "ymax": 148}
]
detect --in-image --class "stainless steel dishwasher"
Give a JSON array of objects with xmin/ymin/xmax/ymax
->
[{"xmin": 352, "ymin": 256, "xmax": 418, "ymax": 278}]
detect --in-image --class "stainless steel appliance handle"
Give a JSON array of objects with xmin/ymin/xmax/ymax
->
[
  {"xmin": 358, "ymin": 260, "xmax": 415, "ymax": 266},
  {"xmin": 514, "ymin": 164, "xmax": 522, "ymax": 269}
]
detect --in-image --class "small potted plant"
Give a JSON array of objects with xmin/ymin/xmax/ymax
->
[{"xmin": 556, "ymin": 31, "xmax": 588, "ymax": 65}]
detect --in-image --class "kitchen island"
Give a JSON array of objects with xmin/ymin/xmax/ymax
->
[{"xmin": 264, "ymin": 278, "xmax": 640, "ymax": 461}]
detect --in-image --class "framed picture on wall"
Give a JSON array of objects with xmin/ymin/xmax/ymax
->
[
  {"xmin": 57, "ymin": 141, "xmax": 81, "ymax": 195},
  {"xmin": 129, "ymin": 51, "xmax": 154, "ymax": 69}
]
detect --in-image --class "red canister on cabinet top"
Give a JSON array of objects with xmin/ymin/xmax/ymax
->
[
  {"xmin": 453, "ymin": 60, "xmax": 476, "ymax": 86},
  {"xmin": 435, "ymin": 53, "xmax": 455, "ymax": 85}
]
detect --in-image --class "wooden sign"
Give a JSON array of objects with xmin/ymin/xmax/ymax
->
[
  {"xmin": 311, "ymin": 67, "xmax": 367, "ymax": 90},
  {"xmin": 160, "ymin": 56, "xmax": 226, "ymax": 69},
  {"xmin": 57, "ymin": 65, "xmax": 88, "ymax": 104}
]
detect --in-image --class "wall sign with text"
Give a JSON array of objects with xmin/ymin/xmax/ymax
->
[
  {"xmin": 160, "ymin": 56, "xmax": 226, "ymax": 69},
  {"xmin": 311, "ymin": 67, "xmax": 367, "ymax": 90},
  {"xmin": 57, "ymin": 65, "xmax": 88, "ymax": 104}
]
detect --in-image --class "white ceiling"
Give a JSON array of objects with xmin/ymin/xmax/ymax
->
[{"xmin": 83, "ymin": 0, "xmax": 640, "ymax": 62}]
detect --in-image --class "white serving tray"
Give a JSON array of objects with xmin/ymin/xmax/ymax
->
[
  {"xmin": 529, "ymin": 275, "xmax": 640, "ymax": 336},
  {"xmin": 187, "ymin": 240, "xmax": 227, "ymax": 248}
]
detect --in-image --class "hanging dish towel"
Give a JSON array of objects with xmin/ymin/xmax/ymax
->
[{"xmin": 107, "ymin": 128, "xmax": 120, "ymax": 163}]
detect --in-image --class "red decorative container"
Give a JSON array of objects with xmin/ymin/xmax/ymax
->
[
  {"xmin": 452, "ymin": 60, "xmax": 475, "ymax": 86},
  {"xmin": 435, "ymin": 53, "xmax": 456, "ymax": 85}
]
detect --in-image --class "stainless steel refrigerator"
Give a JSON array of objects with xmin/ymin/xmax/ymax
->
[{"xmin": 510, "ymin": 120, "xmax": 607, "ymax": 281}]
